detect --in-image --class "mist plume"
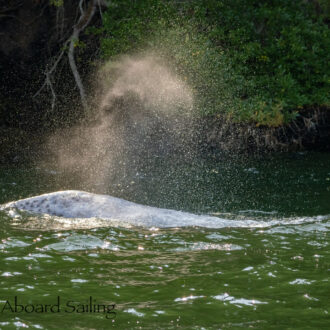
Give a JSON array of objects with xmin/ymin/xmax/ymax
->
[{"xmin": 46, "ymin": 54, "xmax": 197, "ymax": 192}]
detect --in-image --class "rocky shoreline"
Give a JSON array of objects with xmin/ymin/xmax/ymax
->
[
  {"xmin": 202, "ymin": 106, "xmax": 330, "ymax": 153},
  {"xmin": 1, "ymin": 106, "xmax": 329, "ymax": 165}
]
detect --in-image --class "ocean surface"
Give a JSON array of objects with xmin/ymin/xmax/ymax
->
[{"xmin": 0, "ymin": 152, "xmax": 329, "ymax": 329}]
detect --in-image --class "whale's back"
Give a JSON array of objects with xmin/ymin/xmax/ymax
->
[
  {"xmin": 1, "ymin": 190, "xmax": 219, "ymax": 227},
  {"xmin": 2, "ymin": 190, "xmax": 325, "ymax": 229}
]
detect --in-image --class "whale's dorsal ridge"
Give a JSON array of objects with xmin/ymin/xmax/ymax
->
[{"xmin": 2, "ymin": 190, "xmax": 320, "ymax": 229}]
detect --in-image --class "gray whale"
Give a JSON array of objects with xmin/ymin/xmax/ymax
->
[
  {"xmin": 1, "ymin": 190, "xmax": 326, "ymax": 229},
  {"xmin": 1, "ymin": 190, "xmax": 224, "ymax": 228}
]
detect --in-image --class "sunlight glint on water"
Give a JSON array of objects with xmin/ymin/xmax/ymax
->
[{"xmin": 0, "ymin": 152, "xmax": 329, "ymax": 328}]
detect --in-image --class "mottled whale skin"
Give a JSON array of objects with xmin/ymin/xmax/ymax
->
[
  {"xmin": 1, "ymin": 190, "xmax": 226, "ymax": 228},
  {"xmin": 1, "ymin": 190, "xmax": 324, "ymax": 228}
]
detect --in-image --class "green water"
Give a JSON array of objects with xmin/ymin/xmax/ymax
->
[{"xmin": 0, "ymin": 152, "xmax": 329, "ymax": 329}]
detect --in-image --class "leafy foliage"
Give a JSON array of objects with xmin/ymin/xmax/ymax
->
[
  {"xmin": 49, "ymin": 0, "xmax": 63, "ymax": 7},
  {"xmin": 101, "ymin": 0, "xmax": 329, "ymax": 126}
]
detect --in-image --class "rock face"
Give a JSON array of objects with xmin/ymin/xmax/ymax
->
[
  {"xmin": 0, "ymin": 0, "xmax": 96, "ymax": 128},
  {"xmin": 202, "ymin": 106, "xmax": 330, "ymax": 153},
  {"xmin": 1, "ymin": 1, "xmax": 52, "ymax": 63}
]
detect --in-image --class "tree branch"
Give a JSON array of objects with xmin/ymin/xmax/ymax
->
[
  {"xmin": 68, "ymin": 0, "xmax": 97, "ymax": 110},
  {"xmin": 34, "ymin": 0, "xmax": 98, "ymax": 111},
  {"xmin": 33, "ymin": 40, "xmax": 68, "ymax": 104}
]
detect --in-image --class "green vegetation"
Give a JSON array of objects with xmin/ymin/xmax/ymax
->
[
  {"xmin": 101, "ymin": 0, "xmax": 329, "ymax": 126},
  {"xmin": 49, "ymin": 0, "xmax": 63, "ymax": 7}
]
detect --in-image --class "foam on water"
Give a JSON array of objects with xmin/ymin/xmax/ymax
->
[{"xmin": 1, "ymin": 190, "xmax": 329, "ymax": 229}]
